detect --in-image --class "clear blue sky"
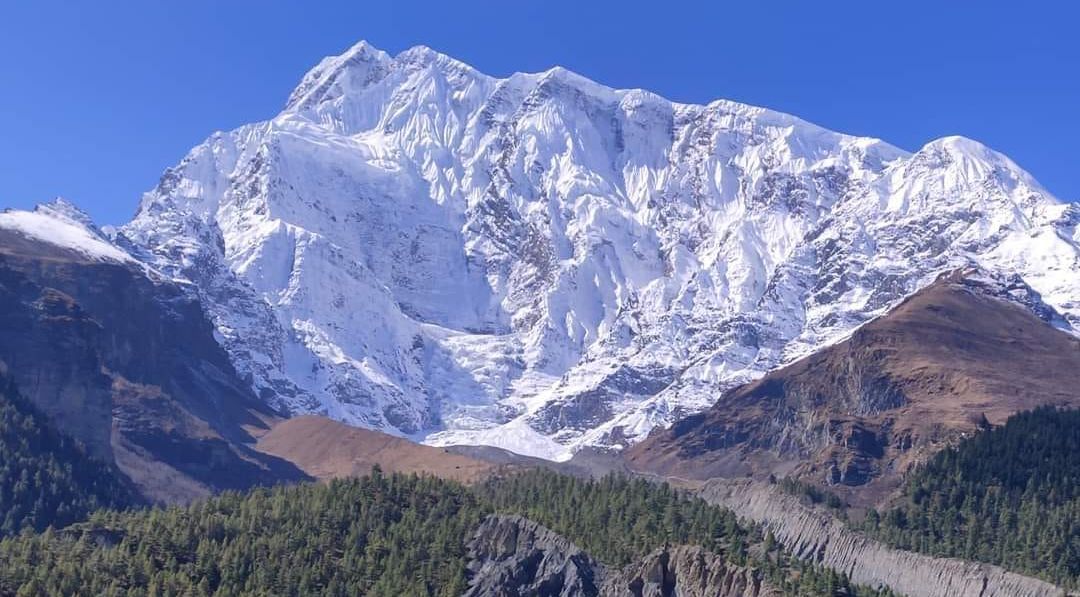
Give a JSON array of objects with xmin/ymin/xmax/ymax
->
[{"xmin": 2, "ymin": 0, "xmax": 1077, "ymax": 224}]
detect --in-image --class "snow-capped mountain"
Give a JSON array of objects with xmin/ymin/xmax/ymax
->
[{"xmin": 98, "ymin": 40, "xmax": 1079, "ymax": 460}]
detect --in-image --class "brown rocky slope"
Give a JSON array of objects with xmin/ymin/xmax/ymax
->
[{"xmin": 626, "ymin": 269, "xmax": 1080, "ymax": 504}]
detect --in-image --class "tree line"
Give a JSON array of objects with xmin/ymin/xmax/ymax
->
[{"xmin": 0, "ymin": 466, "xmax": 898, "ymax": 596}]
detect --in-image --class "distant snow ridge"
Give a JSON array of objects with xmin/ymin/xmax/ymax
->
[
  {"xmin": 104, "ymin": 40, "xmax": 1080, "ymax": 460},
  {"xmin": 1, "ymin": 200, "xmax": 134, "ymax": 264}
]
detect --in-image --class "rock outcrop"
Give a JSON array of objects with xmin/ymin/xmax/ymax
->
[
  {"xmin": 699, "ymin": 479, "xmax": 1069, "ymax": 597},
  {"xmin": 601, "ymin": 545, "xmax": 778, "ymax": 597},
  {"xmin": 464, "ymin": 515, "xmax": 605, "ymax": 596},
  {"xmin": 465, "ymin": 515, "xmax": 781, "ymax": 597}
]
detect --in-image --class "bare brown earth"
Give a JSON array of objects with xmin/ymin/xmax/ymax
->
[
  {"xmin": 254, "ymin": 417, "xmax": 638, "ymax": 485},
  {"xmin": 626, "ymin": 269, "xmax": 1080, "ymax": 506},
  {"xmin": 254, "ymin": 415, "xmax": 499, "ymax": 483}
]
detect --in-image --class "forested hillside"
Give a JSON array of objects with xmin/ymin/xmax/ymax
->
[
  {"xmin": 0, "ymin": 374, "xmax": 136, "ymax": 537},
  {"xmin": 0, "ymin": 468, "xmax": 895, "ymax": 596},
  {"xmin": 0, "ymin": 471, "xmax": 484, "ymax": 596},
  {"xmin": 477, "ymin": 470, "xmax": 895, "ymax": 596},
  {"xmin": 862, "ymin": 407, "xmax": 1079, "ymax": 589}
]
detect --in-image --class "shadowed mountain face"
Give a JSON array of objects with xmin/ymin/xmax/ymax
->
[
  {"xmin": 0, "ymin": 366, "xmax": 140, "ymax": 536},
  {"xmin": 625, "ymin": 269, "xmax": 1080, "ymax": 503},
  {"xmin": 0, "ymin": 225, "xmax": 308, "ymax": 503}
]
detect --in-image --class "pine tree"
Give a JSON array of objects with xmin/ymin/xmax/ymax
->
[{"xmin": 861, "ymin": 407, "xmax": 1079, "ymax": 589}]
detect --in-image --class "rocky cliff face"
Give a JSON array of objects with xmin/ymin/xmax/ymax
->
[
  {"xmin": 0, "ymin": 202, "xmax": 308, "ymax": 503},
  {"xmin": 465, "ymin": 515, "xmax": 780, "ymax": 597},
  {"xmin": 600, "ymin": 546, "xmax": 778, "ymax": 597},
  {"xmin": 464, "ymin": 515, "xmax": 606, "ymax": 597},
  {"xmin": 111, "ymin": 39, "xmax": 1080, "ymax": 460},
  {"xmin": 698, "ymin": 479, "xmax": 1068, "ymax": 597},
  {"xmin": 626, "ymin": 269, "xmax": 1080, "ymax": 501}
]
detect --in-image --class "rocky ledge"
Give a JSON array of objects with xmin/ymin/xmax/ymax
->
[
  {"xmin": 600, "ymin": 545, "xmax": 778, "ymax": 597},
  {"xmin": 463, "ymin": 515, "xmax": 606, "ymax": 596}
]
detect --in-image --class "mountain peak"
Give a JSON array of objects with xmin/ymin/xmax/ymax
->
[
  {"xmin": 330, "ymin": 39, "xmax": 390, "ymax": 67},
  {"xmin": 916, "ymin": 134, "xmax": 1008, "ymax": 166},
  {"xmin": 121, "ymin": 39, "xmax": 1080, "ymax": 460},
  {"xmin": 395, "ymin": 43, "xmax": 470, "ymax": 69},
  {"xmin": 912, "ymin": 135, "xmax": 1043, "ymax": 187},
  {"xmin": 924, "ymin": 133, "xmax": 988, "ymax": 150},
  {"xmin": 34, "ymin": 197, "xmax": 97, "ymax": 229},
  {"xmin": 0, "ymin": 205, "xmax": 131, "ymax": 264},
  {"xmin": 284, "ymin": 40, "xmax": 392, "ymax": 112}
]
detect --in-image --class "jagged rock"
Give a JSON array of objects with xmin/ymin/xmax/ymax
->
[
  {"xmin": 699, "ymin": 479, "xmax": 1069, "ymax": 597},
  {"xmin": 464, "ymin": 515, "xmax": 606, "ymax": 596},
  {"xmin": 465, "ymin": 516, "xmax": 782, "ymax": 597},
  {"xmin": 601, "ymin": 545, "xmax": 779, "ymax": 597}
]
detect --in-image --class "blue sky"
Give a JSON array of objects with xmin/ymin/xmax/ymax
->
[{"xmin": 2, "ymin": 0, "xmax": 1077, "ymax": 224}]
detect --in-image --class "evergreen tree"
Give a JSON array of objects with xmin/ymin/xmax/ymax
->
[
  {"xmin": 0, "ymin": 376, "xmax": 137, "ymax": 537},
  {"xmin": 0, "ymin": 469, "xmax": 894, "ymax": 596},
  {"xmin": 861, "ymin": 406, "xmax": 1079, "ymax": 589}
]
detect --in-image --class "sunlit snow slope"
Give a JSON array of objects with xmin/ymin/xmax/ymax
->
[{"xmin": 110, "ymin": 41, "xmax": 1080, "ymax": 460}]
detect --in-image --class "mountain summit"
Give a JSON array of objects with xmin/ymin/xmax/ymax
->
[{"xmin": 69, "ymin": 40, "xmax": 1078, "ymax": 460}]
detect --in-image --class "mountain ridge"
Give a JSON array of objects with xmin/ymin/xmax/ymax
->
[
  {"xmin": 6, "ymin": 39, "xmax": 1079, "ymax": 460},
  {"xmin": 625, "ymin": 267, "xmax": 1080, "ymax": 502}
]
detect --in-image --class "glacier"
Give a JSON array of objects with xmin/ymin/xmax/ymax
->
[{"xmin": 55, "ymin": 39, "xmax": 1077, "ymax": 461}]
